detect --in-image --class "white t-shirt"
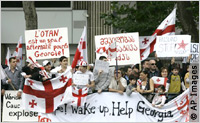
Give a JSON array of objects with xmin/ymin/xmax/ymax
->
[{"xmin": 109, "ymin": 77, "xmax": 127, "ymax": 90}]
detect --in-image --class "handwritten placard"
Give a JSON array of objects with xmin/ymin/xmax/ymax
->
[
  {"xmin": 2, "ymin": 91, "xmax": 38, "ymax": 122},
  {"xmin": 94, "ymin": 60, "xmax": 109, "ymax": 73},
  {"xmin": 95, "ymin": 33, "xmax": 140, "ymax": 65},
  {"xmin": 156, "ymin": 35, "xmax": 191, "ymax": 57},
  {"xmin": 73, "ymin": 74, "xmax": 89, "ymax": 85},
  {"xmin": 25, "ymin": 27, "xmax": 69, "ymax": 60}
]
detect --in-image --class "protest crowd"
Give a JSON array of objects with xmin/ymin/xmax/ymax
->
[
  {"xmin": 1, "ymin": 53, "xmax": 191, "ymax": 110},
  {"xmin": 0, "ymin": 8, "xmax": 195, "ymax": 122}
]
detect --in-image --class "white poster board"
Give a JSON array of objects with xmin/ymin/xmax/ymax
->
[
  {"xmin": 25, "ymin": 27, "xmax": 69, "ymax": 60},
  {"xmin": 190, "ymin": 43, "xmax": 199, "ymax": 63},
  {"xmin": 73, "ymin": 74, "xmax": 89, "ymax": 85},
  {"xmin": 95, "ymin": 33, "xmax": 140, "ymax": 65},
  {"xmin": 2, "ymin": 91, "xmax": 38, "ymax": 122},
  {"xmin": 155, "ymin": 35, "xmax": 191, "ymax": 57},
  {"xmin": 94, "ymin": 60, "xmax": 109, "ymax": 73}
]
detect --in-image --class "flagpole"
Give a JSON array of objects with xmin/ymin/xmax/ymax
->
[
  {"xmin": 115, "ymin": 42, "xmax": 118, "ymax": 77},
  {"xmin": 1, "ymin": 66, "xmax": 16, "ymax": 90}
]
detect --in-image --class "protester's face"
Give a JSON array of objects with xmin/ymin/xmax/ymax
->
[
  {"xmin": 139, "ymin": 72, "xmax": 147, "ymax": 81},
  {"xmin": 149, "ymin": 60, "xmax": 156, "ymax": 70},
  {"xmin": 103, "ymin": 58, "xmax": 108, "ymax": 62},
  {"xmin": 114, "ymin": 70, "xmax": 122, "ymax": 79},
  {"xmin": 45, "ymin": 64, "xmax": 51, "ymax": 71},
  {"xmin": 172, "ymin": 69, "xmax": 179, "ymax": 75},
  {"xmin": 30, "ymin": 64, "xmax": 34, "ymax": 70},
  {"xmin": 126, "ymin": 68, "xmax": 132, "ymax": 76},
  {"xmin": 130, "ymin": 79, "xmax": 136, "ymax": 85},
  {"xmin": 132, "ymin": 68, "xmax": 139, "ymax": 77},
  {"xmin": 60, "ymin": 58, "xmax": 68, "ymax": 68},
  {"xmin": 79, "ymin": 66, "xmax": 87, "ymax": 73},
  {"xmin": 161, "ymin": 69, "xmax": 168, "ymax": 78},
  {"xmin": 157, "ymin": 88, "xmax": 164, "ymax": 93},
  {"xmin": 9, "ymin": 59, "xmax": 17, "ymax": 68},
  {"xmin": 143, "ymin": 61, "xmax": 149, "ymax": 69}
]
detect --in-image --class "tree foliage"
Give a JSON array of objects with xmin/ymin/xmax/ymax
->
[{"xmin": 101, "ymin": 1, "xmax": 199, "ymax": 42}]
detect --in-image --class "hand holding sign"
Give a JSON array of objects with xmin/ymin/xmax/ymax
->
[
  {"xmin": 94, "ymin": 60, "xmax": 109, "ymax": 73},
  {"xmin": 73, "ymin": 74, "xmax": 89, "ymax": 85}
]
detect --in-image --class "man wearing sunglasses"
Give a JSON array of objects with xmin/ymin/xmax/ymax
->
[
  {"xmin": 149, "ymin": 59, "xmax": 160, "ymax": 78},
  {"xmin": 109, "ymin": 69, "xmax": 127, "ymax": 94}
]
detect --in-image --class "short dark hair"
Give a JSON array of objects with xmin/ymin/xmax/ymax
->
[
  {"xmin": 59, "ymin": 56, "xmax": 68, "ymax": 62},
  {"xmin": 99, "ymin": 56, "xmax": 107, "ymax": 60},
  {"xmin": 129, "ymin": 74, "xmax": 137, "ymax": 81},
  {"xmin": 9, "ymin": 57, "xmax": 16, "ymax": 62},
  {"xmin": 171, "ymin": 64, "xmax": 179, "ymax": 71},
  {"xmin": 133, "ymin": 64, "xmax": 139, "ymax": 70},
  {"xmin": 142, "ymin": 60, "xmax": 149, "ymax": 65},
  {"xmin": 124, "ymin": 66, "xmax": 132, "ymax": 72},
  {"xmin": 158, "ymin": 85, "xmax": 165, "ymax": 92}
]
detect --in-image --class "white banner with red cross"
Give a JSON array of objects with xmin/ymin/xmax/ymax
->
[
  {"xmin": 95, "ymin": 33, "xmax": 140, "ymax": 66},
  {"xmin": 25, "ymin": 27, "xmax": 69, "ymax": 60},
  {"xmin": 71, "ymin": 86, "xmax": 88, "ymax": 107},
  {"xmin": 155, "ymin": 35, "xmax": 191, "ymax": 57},
  {"xmin": 38, "ymin": 89, "xmax": 189, "ymax": 122},
  {"xmin": 20, "ymin": 69, "xmax": 74, "ymax": 113}
]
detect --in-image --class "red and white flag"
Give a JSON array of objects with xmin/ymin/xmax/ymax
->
[
  {"xmin": 140, "ymin": 8, "xmax": 176, "ymax": 60},
  {"xmin": 96, "ymin": 42, "xmax": 117, "ymax": 59},
  {"xmin": 5, "ymin": 47, "xmax": 11, "ymax": 67},
  {"xmin": 13, "ymin": 36, "xmax": 23, "ymax": 66},
  {"xmin": 71, "ymin": 86, "xmax": 88, "ymax": 107},
  {"xmin": 151, "ymin": 76, "xmax": 167, "ymax": 92},
  {"xmin": 0, "ymin": 65, "xmax": 7, "ymax": 80},
  {"xmin": 21, "ymin": 69, "xmax": 73, "ymax": 113},
  {"xmin": 71, "ymin": 26, "xmax": 88, "ymax": 68}
]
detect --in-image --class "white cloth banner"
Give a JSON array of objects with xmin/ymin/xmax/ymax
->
[
  {"xmin": 155, "ymin": 35, "xmax": 191, "ymax": 57},
  {"xmin": 39, "ymin": 89, "xmax": 189, "ymax": 122},
  {"xmin": 21, "ymin": 69, "xmax": 74, "ymax": 113},
  {"xmin": 25, "ymin": 27, "xmax": 69, "ymax": 60},
  {"xmin": 95, "ymin": 33, "xmax": 140, "ymax": 65}
]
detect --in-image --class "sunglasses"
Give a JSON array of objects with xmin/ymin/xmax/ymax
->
[
  {"xmin": 115, "ymin": 72, "xmax": 121, "ymax": 74},
  {"xmin": 151, "ymin": 63, "xmax": 156, "ymax": 65}
]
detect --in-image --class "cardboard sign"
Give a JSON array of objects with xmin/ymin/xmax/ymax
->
[
  {"xmin": 155, "ymin": 35, "xmax": 191, "ymax": 57},
  {"xmin": 2, "ymin": 91, "xmax": 38, "ymax": 122},
  {"xmin": 95, "ymin": 33, "xmax": 140, "ymax": 66},
  {"xmin": 94, "ymin": 60, "xmax": 109, "ymax": 73},
  {"xmin": 73, "ymin": 74, "xmax": 89, "ymax": 85},
  {"xmin": 25, "ymin": 27, "xmax": 69, "ymax": 60}
]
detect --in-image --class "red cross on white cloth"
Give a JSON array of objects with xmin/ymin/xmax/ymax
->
[
  {"xmin": 21, "ymin": 70, "xmax": 73, "ymax": 113},
  {"xmin": 72, "ymin": 87, "xmax": 88, "ymax": 107}
]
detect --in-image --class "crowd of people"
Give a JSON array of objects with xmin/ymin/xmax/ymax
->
[{"xmin": 1, "ymin": 54, "xmax": 191, "ymax": 109}]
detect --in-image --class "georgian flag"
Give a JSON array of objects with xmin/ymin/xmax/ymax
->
[
  {"xmin": 151, "ymin": 76, "xmax": 167, "ymax": 92},
  {"xmin": 12, "ymin": 36, "xmax": 23, "ymax": 67},
  {"xmin": 71, "ymin": 86, "xmax": 88, "ymax": 107},
  {"xmin": 71, "ymin": 26, "xmax": 88, "ymax": 68},
  {"xmin": 21, "ymin": 69, "xmax": 73, "ymax": 113},
  {"xmin": 140, "ymin": 8, "xmax": 176, "ymax": 60},
  {"xmin": 5, "ymin": 47, "xmax": 11, "ymax": 67}
]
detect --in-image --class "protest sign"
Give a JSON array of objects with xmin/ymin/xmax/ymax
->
[
  {"xmin": 2, "ymin": 91, "xmax": 38, "ymax": 122},
  {"xmin": 39, "ymin": 89, "xmax": 189, "ymax": 122},
  {"xmin": 190, "ymin": 43, "xmax": 199, "ymax": 63},
  {"xmin": 95, "ymin": 33, "xmax": 140, "ymax": 66},
  {"xmin": 25, "ymin": 27, "xmax": 69, "ymax": 60},
  {"xmin": 155, "ymin": 35, "xmax": 191, "ymax": 57},
  {"xmin": 73, "ymin": 74, "xmax": 89, "ymax": 85},
  {"xmin": 94, "ymin": 60, "xmax": 109, "ymax": 73}
]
